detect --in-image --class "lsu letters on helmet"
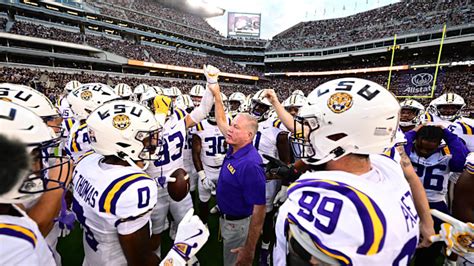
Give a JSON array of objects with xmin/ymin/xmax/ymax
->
[
  {"xmin": 291, "ymin": 78, "xmax": 400, "ymax": 165},
  {"xmin": 86, "ymin": 100, "xmax": 164, "ymax": 169},
  {"xmin": 131, "ymin": 83, "xmax": 150, "ymax": 102},
  {"xmin": 175, "ymin": 94, "xmax": 194, "ymax": 114},
  {"xmin": 189, "ymin": 84, "xmax": 205, "ymax": 106},
  {"xmin": 250, "ymin": 89, "xmax": 272, "ymax": 121},
  {"xmin": 429, "ymin": 92, "xmax": 465, "ymax": 121},
  {"xmin": 67, "ymin": 83, "xmax": 119, "ymax": 120},
  {"xmin": 64, "ymin": 80, "xmax": 81, "ymax": 93},
  {"xmin": 0, "ymin": 83, "xmax": 62, "ymax": 135},
  {"xmin": 113, "ymin": 83, "xmax": 132, "ymax": 100},
  {"xmin": 399, "ymin": 99, "xmax": 425, "ymax": 127},
  {"xmin": 228, "ymin": 92, "xmax": 246, "ymax": 116},
  {"xmin": 0, "ymin": 101, "xmax": 70, "ymax": 203}
]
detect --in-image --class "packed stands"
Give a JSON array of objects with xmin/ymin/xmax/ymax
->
[
  {"xmin": 269, "ymin": 0, "xmax": 472, "ymax": 51},
  {"xmin": 86, "ymin": 0, "xmax": 267, "ymax": 47},
  {"xmin": 9, "ymin": 20, "xmax": 263, "ymax": 76}
]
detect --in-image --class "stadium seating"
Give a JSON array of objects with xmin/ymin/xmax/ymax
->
[{"xmin": 268, "ymin": 0, "xmax": 472, "ymax": 51}]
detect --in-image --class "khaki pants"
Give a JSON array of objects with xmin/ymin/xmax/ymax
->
[{"xmin": 220, "ymin": 217, "xmax": 250, "ymax": 266}]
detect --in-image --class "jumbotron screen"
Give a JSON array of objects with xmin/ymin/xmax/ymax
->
[{"xmin": 227, "ymin": 12, "xmax": 261, "ymax": 38}]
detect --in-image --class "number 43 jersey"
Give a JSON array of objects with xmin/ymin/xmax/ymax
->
[
  {"xmin": 274, "ymin": 155, "xmax": 419, "ymax": 266},
  {"xmin": 72, "ymin": 152, "xmax": 158, "ymax": 266}
]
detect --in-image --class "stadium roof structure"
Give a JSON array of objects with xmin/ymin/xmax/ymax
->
[{"xmin": 157, "ymin": 0, "xmax": 225, "ymax": 18}]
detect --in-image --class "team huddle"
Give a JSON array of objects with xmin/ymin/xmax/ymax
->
[{"xmin": 0, "ymin": 65, "xmax": 473, "ymax": 266}]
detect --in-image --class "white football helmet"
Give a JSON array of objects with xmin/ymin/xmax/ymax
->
[
  {"xmin": 164, "ymin": 87, "xmax": 182, "ymax": 100},
  {"xmin": 208, "ymin": 93, "xmax": 228, "ymax": 122},
  {"xmin": 189, "ymin": 84, "xmax": 205, "ymax": 106},
  {"xmin": 67, "ymin": 83, "xmax": 119, "ymax": 120},
  {"xmin": 152, "ymin": 86, "xmax": 164, "ymax": 96},
  {"xmin": 283, "ymin": 94, "xmax": 307, "ymax": 108},
  {"xmin": 114, "ymin": 83, "xmax": 133, "ymax": 99},
  {"xmin": 292, "ymin": 89, "xmax": 305, "ymax": 97},
  {"xmin": 429, "ymin": 92, "xmax": 465, "ymax": 121},
  {"xmin": 131, "ymin": 83, "xmax": 149, "ymax": 102},
  {"xmin": 0, "ymin": 101, "xmax": 70, "ymax": 203},
  {"xmin": 86, "ymin": 100, "xmax": 163, "ymax": 169},
  {"xmin": 175, "ymin": 94, "xmax": 195, "ymax": 113},
  {"xmin": 399, "ymin": 99, "xmax": 425, "ymax": 127},
  {"xmin": 64, "ymin": 80, "xmax": 81, "ymax": 93},
  {"xmin": 291, "ymin": 78, "xmax": 400, "ymax": 165},
  {"xmin": 140, "ymin": 87, "xmax": 161, "ymax": 110},
  {"xmin": 249, "ymin": 90, "xmax": 272, "ymax": 121},
  {"xmin": 0, "ymin": 83, "xmax": 62, "ymax": 135},
  {"xmin": 228, "ymin": 92, "xmax": 246, "ymax": 116}
]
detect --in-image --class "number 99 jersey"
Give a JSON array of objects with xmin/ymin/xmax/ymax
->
[
  {"xmin": 72, "ymin": 152, "xmax": 158, "ymax": 265},
  {"xmin": 274, "ymin": 155, "xmax": 419, "ymax": 266}
]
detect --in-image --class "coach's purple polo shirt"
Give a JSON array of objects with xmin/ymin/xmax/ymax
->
[{"xmin": 216, "ymin": 142, "xmax": 266, "ymax": 217}]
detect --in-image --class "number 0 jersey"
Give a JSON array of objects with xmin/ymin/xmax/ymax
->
[
  {"xmin": 274, "ymin": 155, "xmax": 419, "ymax": 266},
  {"xmin": 72, "ymin": 152, "xmax": 157, "ymax": 266}
]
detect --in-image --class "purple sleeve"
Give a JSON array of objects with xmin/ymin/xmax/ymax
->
[
  {"xmin": 444, "ymin": 128, "xmax": 468, "ymax": 172},
  {"xmin": 242, "ymin": 162, "xmax": 266, "ymax": 206},
  {"xmin": 403, "ymin": 130, "xmax": 417, "ymax": 156}
]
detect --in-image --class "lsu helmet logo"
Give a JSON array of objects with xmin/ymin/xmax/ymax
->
[
  {"xmin": 327, "ymin": 92, "xmax": 353, "ymax": 114},
  {"xmin": 80, "ymin": 90, "xmax": 93, "ymax": 101},
  {"xmin": 112, "ymin": 114, "xmax": 131, "ymax": 130}
]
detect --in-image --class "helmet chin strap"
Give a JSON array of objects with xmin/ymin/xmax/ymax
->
[{"xmin": 123, "ymin": 155, "xmax": 149, "ymax": 171}]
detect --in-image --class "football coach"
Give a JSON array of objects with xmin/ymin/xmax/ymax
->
[{"xmin": 209, "ymin": 82, "xmax": 266, "ymax": 266}]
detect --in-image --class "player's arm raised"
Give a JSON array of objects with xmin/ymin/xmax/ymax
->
[
  {"xmin": 185, "ymin": 65, "xmax": 221, "ymax": 129},
  {"xmin": 212, "ymin": 84, "xmax": 230, "ymax": 136},
  {"xmin": 264, "ymin": 89, "xmax": 301, "ymax": 133}
]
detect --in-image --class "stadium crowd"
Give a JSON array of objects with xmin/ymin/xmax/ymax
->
[
  {"xmin": 86, "ymin": 0, "xmax": 267, "ymax": 47},
  {"xmin": 9, "ymin": 21, "xmax": 263, "ymax": 76},
  {"xmin": 269, "ymin": 0, "xmax": 472, "ymax": 51}
]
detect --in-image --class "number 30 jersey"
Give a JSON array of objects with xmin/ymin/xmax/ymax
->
[
  {"xmin": 72, "ymin": 152, "xmax": 158, "ymax": 266},
  {"xmin": 274, "ymin": 155, "xmax": 419, "ymax": 266}
]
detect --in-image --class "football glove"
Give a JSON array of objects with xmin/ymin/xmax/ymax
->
[
  {"xmin": 430, "ymin": 210, "xmax": 474, "ymax": 262},
  {"xmin": 198, "ymin": 170, "xmax": 216, "ymax": 192},
  {"xmin": 203, "ymin": 65, "xmax": 220, "ymax": 84},
  {"xmin": 263, "ymin": 154, "xmax": 301, "ymax": 185},
  {"xmin": 160, "ymin": 208, "xmax": 210, "ymax": 265},
  {"xmin": 273, "ymin": 185, "xmax": 288, "ymax": 208}
]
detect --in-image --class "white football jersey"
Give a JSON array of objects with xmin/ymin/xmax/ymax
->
[
  {"xmin": 61, "ymin": 117, "xmax": 76, "ymax": 140},
  {"xmin": 72, "ymin": 152, "xmax": 157, "ymax": 266},
  {"xmin": 408, "ymin": 146, "xmax": 453, "ymax": 202},
  {"xmin": 0, "ymin": 205, "xmax": 55, "ymax": 265},
  {"xmin": 57, "ymin": 95, "xmax": 73, "ymax": 119},
  {"xmin": 66, "ymin": 120, "xmax": 93, "ymax": 162},
  {"xmin": 448, "ymin": 117, "xmax": 474, "ymax": 152},
  {"xmin": 274, "ymin": 155, "xmax": 419, "ymax": 266},
  {"xmin": 146, "ymin": 109, "xmax": 187, "ymax": 192},
  {"xmin": 420, "ymin": 112, "xmax": 452, "ymax": 128},
  {"xmin": 465, "ymin": 152, "xmax": 474, "ymax": 174},
  {"xmin": 194, "ymin": 119, "xmax": 228, "ymax": 168},
  {"xmin": 254, "ymin": 118, "xmax": 288, "ymax": 164}
]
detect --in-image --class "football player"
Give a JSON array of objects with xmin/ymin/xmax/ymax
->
[
  {"xmin": 189, "ymin": 84, "xmax": 205, "ymax": 107},
  {"xmin": 399, "ymin": 99, "xmax": 425, "ymax": 133},
  {"xmin": 283, "ymin": 94, "xmax": 306, "ymax": 118},
  {"xmin": 247, "ymin": 90, "xmax": 291, "ymax": 265},
  {"xmin": 0, "ymin": 101, "xmax": 71, "ymax": 265},
  {"xmin": 192, "ymin": 103, "xmax": 230, "ymax": 224},
  {"xmin": 146, "ymin": 65, "xmax": 223, "ymax": 258},
  {"xmin": 113, "ymin": 83, "xmax": 133, "ymax": 100},
  {"xmin": 57, "ymin": 80, "xmax": 81, "ymax": 119},
  {"xmin": 74, "ymin": 100, "xmax": 209, "ymax": 265},
  {"xmin": 270, "ymin": 78, "xmax": 420, "ymax": 265},
  {"xmin": 404, "ymin": 125, "xmax": 468, "ymax": 265},
  {"xmin": 66, "ymin": 83, "xmax": 119, "ymax": 162},
  {"xmin": 422, "ymin": 92, "xmax": 465, "ymax": 126},
  {"xmin": 228, "ymin": 92, "xmax": 247, "ymax": 118},
  {"xmin": 131, "ymin": 83, "xmax": 149, "ymax": 103}
]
